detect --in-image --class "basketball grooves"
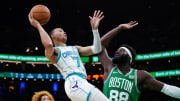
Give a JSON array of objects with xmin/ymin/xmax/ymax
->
[
  {"xmin": 32, "ymin": 12, "xmax": 50, "ymax": 13},
  {"xmin": 32, "ymin": 12, "xmax": 50, "ymax": 25},
  {"xmin": 32, "ymin": 12, "xmax": 50, "ymax": 19}
]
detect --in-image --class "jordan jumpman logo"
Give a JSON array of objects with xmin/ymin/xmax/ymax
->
[{"xmin": 72, "ymin": 81, "xmax": 78, "ymax": 88}]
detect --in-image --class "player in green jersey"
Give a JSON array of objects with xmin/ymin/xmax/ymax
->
[{"xmin": 98, "ymin": 21, "xmax": 180, "ymax": 101}]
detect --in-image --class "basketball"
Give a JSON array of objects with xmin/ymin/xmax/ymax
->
[{"xmin": 30, "ymin": 4, "xmax": 51, "ymax": 25}]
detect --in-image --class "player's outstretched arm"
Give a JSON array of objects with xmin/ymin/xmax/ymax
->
[
  {"xmin": 76, "ymin": 10, "xmax": 104, "ymax": 56},
  {"xmin": 139, "ymin": 70, "xmax": 180, "ymax": 99},
  {"xmin": 28, "ymin": 13, "xmax": 56, "ymax": 63},
  {"xmin": 98, "ymin": 21, "xmax": 138, "ymax": 77},
  {"xmin": 101, "ymin": 21, "xmax": 138, "ymax": 49}
]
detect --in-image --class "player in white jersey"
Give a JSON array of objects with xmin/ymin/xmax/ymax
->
[
  {"xmin": 28, "ymin": 10, "xmax": 110, "ymax": 101},
  {"xmin": 54, "ymin": 46, "xmax": 87, "ymax": 78}
]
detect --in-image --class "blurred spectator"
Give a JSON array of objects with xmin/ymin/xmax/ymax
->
[{"xmin": 32, "ymin": 90, "xmax": 54, "ymax": 101}]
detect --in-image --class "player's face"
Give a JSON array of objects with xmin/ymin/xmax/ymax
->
[
  {"xmin": 113, "ymin": 48, "xmax": 130, "ymax": 64},
  {"xmin": 41, "ymin": 95, "xmax": 50, "ymax": 101},
  {"xmin": 114, "ymin": 48, "xmax": 128, "ymax": 58},
  {"xmin": 53, "ymin": 28, "xmax": 67, "ymax": 42}
]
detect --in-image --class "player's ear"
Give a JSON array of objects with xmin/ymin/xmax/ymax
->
[{"xmin": 50, "ymin": 34, "xmax": 54, "ymax": 39}]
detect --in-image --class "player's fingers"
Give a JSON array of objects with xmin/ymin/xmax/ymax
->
[
  {"xmin": 98, "ymin": 11, "xmax": 104, "ymax": 18},
  {"xmin": 96, "ymin": 10, "xmax": 101, "ymax": 17},
  {"xmin": 131, "ymin": 22, "xmax": 138, "ymax": 27},
  {"xmin": 128, "ymin": 21, "xmax": 134, "ymax": 25},
  {"xmin": 134, "ymin": 22, "xmax": 138, "ymax": 26},
  {"xmin": 131, "ymin": 21, "xmax": 138, "ymax": 25},
  {"xmin": 130, "ymin": 21, "xmax": 134, "ymax": 24},
  {"xmin": 133, "ymin": 21, "xmax": 137, "ymax": 24},
  {"xmin": 134, "ymin": 21, "xmax": 138, "ymax": 24},
  {"xmin": 28, "ymin": 13, "xmax": 32, "ymax": 20},
  {"xmin": 93, "ymin": 10, "xmax": 97, "ymax": 17},
  {"xmin": 129, "ymin": 21, "xmax": 136, "ymax": 25},
  {"xmin": 89, "ymin": 16, "xmax": 92, "ymax": 20},
  {"xmin": 30, "ymin": 12, "xmax": 34, "ymax": 18},
  {"xmin": 99, "ymin": 15, "xmax": 104, "ymax": 20}
]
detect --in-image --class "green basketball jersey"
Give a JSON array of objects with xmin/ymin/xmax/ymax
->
[{"xmin": 103, "ymin": 67, "xmax": 140, "ymax": 101}]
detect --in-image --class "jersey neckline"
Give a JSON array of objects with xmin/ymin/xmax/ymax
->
[{"xmin": 115, "ymin": 66, "xmax": 133, "ymax": 76}]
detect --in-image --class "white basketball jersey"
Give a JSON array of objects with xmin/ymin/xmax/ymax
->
[{"xmin": 54, "ymin": 46, "xmax": 87, "ymax": 79}]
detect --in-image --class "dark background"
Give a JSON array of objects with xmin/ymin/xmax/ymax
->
[
  {"xmin": 0, "ymin": 0, "xmax": 180, "ymax": 56},
  {"xmin": 0, "ymin": 0, "xmax": 180, "ymax": 101}
]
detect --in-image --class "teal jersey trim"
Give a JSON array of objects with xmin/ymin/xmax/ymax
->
[{"xmin": 55, "ymin": 48, "xmax": 61, "ymax": 64}]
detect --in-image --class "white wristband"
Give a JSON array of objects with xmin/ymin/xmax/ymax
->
[
  {"xmin": 91, "ymin": 29, "xmax": 102, "ymax": 54},
  {"xmin": 161, "ymin": 84, "xmax": 180, "ymax": 99}
]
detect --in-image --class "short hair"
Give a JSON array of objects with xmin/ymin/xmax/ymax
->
[
  {"xmin": 49, "ymin": 27, "xmax": 64, "ymax": 36},
  {"xmin": 120, "ymin": 44, "xmax": 136, "ymax": 64},
  {"xmin": 32, "ymin": 91, "xmax": 54, "ymax": 101},
  {"xmin": 49, "ymin": 28, "xmax": 56, "ymax": 36}
]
